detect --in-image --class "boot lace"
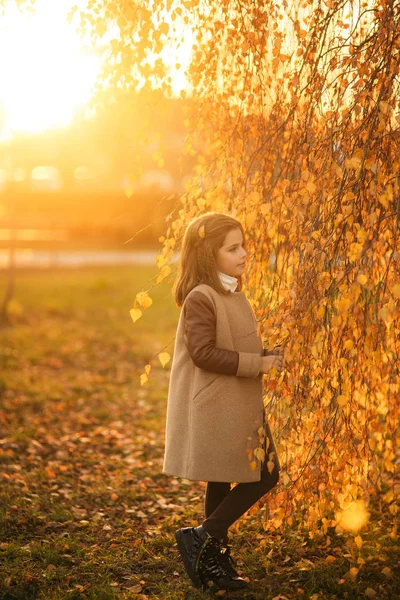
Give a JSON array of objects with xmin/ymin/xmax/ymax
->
[
  {"xmin": 219, "ymin": 544, "xmax": 240, "ymax": 578},
  {"xmin": 196, "ymin": 536, "xmax": 229, "ymax": 586}
]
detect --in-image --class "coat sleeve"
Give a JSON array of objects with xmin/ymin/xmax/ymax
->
[{"xmin": 183, "ymin": 291, "xmax": 262, "ymax": 378}]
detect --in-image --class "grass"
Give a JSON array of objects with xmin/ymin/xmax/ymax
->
[{"xmin": 0, "ymin": 264, "xmax": 398, "ymax": 599}]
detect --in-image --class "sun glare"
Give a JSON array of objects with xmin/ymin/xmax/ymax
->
[
  {"xmin": 337, "ymin": 500, "xmax": 370, "ymax": 533},
  {"xmin": 0, "ymin": 0, "xmax": 194, "ymax": 140},
  {"xmin": 0, "ymin": 0, "xmax": 101, "ymax": 139}
]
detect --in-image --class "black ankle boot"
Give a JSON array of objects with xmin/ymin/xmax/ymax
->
[
  {"xmin": 196, "ymin": 530, "xmax": 249, "ymax": 592},
  {"xmin": 174, "ymin": 525, "xmax": 212, "ymax": 589},
  {"xmin": 175, "ymin": 525, "xmax": 249, "ymax": 592},
  {"xmin": 218, "ymin": 542, "xmax": 248, "ymax": 586}
]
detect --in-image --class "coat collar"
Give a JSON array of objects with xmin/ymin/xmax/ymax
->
[{"xmin": 217, "ymin": 270, "xmax": 239, "ymax": 293}]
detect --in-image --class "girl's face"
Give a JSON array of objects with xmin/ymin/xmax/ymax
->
[{"xmin": 215, "ymin": 228, "xmax": 248, "ymax": 278}]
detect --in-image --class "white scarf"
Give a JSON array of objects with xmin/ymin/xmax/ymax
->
[{"xmin": 217, "ymin": 270, "xmax": 239, "ymax": 293}]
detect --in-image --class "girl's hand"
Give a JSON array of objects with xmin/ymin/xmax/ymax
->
[
  {"xmin": 260, "ymin": 354, "xmax": 285, "ymax": 376},
  {"xmin": 263, "ymin": 345, "xmax": 284, "ymax": 356},
  {"xmin": 272, "ymin": 345, "xmax": 283, "ymax": 355}
]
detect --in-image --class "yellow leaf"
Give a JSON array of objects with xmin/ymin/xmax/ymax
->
[
  {"xmin": 392, "ymin": 283, "xmax": 400, "ymax": 298},
  {"xmin": 306, "ymin": 181, "xmax": 317, "ymax": 193},
  {"xmin": 337, "ymin": 297, "xmax": 351, "ymax": 312},
  {"xmin": 379, "ymin": 101, "xmax": 391, "ymax": 114},
  {"xmin": 325, "ymin": 555, "xmax": 337, "ymax": 564},
  {"xmin": 345, "ymin": 156, "xmax": 362, "ymax": 171},
  {"xmin": 249, "ymin": 460, "xmax": 257, "ymax": 471},
  {"xmin": 344, "ymin": 340, "xmax": 354, "ymax": 350},
  {"xmin": 140, "ymin": 373, "xmax": 148, "ymax": 386},
  {"xmin": 337, "ymin": 395, "xmax": 348, "ymax": 406},
  {"xmin": 144, "ymin": 364, "xmax": 151, "ymax": 376},
  {"xmin": 156, "ymin": 264, "xmax": 172, "ymax": 284},
  {"xmin": 159, "ymin": 21, "xmax": 169, "ymax": 36},
  {"xmin": 365, "ymin": 159, "xmax": 378, "ymax": 173},
  {"xmin": 156, "ymin": 253, "xmax": 167, "ymax": 268},
  {"xmin": 347, "ymin": 242, "xmax": 363, "ymax": 262},
  {"xmin": 130, "ymin": 308, "xmax": 143, "ymax": 323},
  {"xmin": 334, "ymin": 163, "xmax": 343, "ymax": 177},
  {"xmin": 356, "ymin": 228, "xmax": 368, "ymax": 243},
  {"xmin": 267, "ymin": 227, "xmax": 275, "ymax": 238},
  {"xmin": 282, "ymin": 472, "xmax": 291, "ymax": 485},
  {"xmin": 378, "ymin": 306, "xmax": 390, "ymax": 321},
  {"xmin": 136, "ymin": 291, "xmax": 152, "ymax": 309},
  {"xmin": 357, "ymin": 274, "xmax": 368, "ymax": 285},
  {"xmin": 267, "ymin": 460, "xmax": 275, "ymax": 474},
  {"xmin": 254, "ymin": 447, "xmax": 265, "ymax": 462},
  {"xmin": 379, "ymin": 192, "xmax": 389, "ymax": 208},
  {"xmin": 158, "ymin": 352, "xmax": 170, "ymax": 367},
  {"xmin": 347, "ymin": 566, "xmax": 359, "ymax": 580},
  {"xmin": 381, "ymin": 567, "xmax": 392, "ymax": 577},
  {"xmin": 245, "ymin": 210, "xmax": 257, "ymax": 228},
  {"xmin": 354, "ymin": 535, "xmax": 362, "ymax": 549}
]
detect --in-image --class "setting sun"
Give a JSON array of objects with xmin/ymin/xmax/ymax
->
[
  {"xmin": 0, "ymin": 0, "xmax": 194, "ymax": 140},
  {"xmin": 0, "ymin": 0, "xmax": 101, "ymax": 138}
]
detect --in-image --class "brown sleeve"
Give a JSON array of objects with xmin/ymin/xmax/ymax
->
[{"xmin": 183, "ymin": 291, "xmax": 239, "ymax": 375}]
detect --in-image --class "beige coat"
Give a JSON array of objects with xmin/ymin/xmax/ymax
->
[{"xmin": 162, "ymin": 283, "xmax": 277, "ymax": 483}]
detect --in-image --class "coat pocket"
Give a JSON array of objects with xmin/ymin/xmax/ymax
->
[{"xmin": 192, "ymin": 375, "xmax": 225, "ymax": 405}]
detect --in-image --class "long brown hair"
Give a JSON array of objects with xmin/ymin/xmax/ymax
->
[{"xmin": 172, "ymin": 212, "xmax": 246, "ymax": 307}]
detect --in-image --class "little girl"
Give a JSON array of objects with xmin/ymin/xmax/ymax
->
[{"xmin": 162, "ymin": 212, "xmax": 284, "ymax": 593}]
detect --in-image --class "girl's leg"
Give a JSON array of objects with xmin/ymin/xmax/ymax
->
[
  {"xmin": 204, "ymin": 482, "xmax": 231, "ymax": 518},
  {"xmin": 201, "ymin": 420, "xmax": 280, "ymax": 541},
  {"xmin": 201, "ymin": 461, "xmax": 279, "ymax": 541},
  {"xmin": 204, "ymin": 481, "xmax": 231, "ymax": 543}
]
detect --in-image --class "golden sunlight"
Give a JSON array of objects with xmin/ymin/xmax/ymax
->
[
  {"xmin": 336, "ymin": 500, "xmax": 370, "ymax": 533},
  {"xmin": 0, "ymin": 0, "xmax": 194, "ymax": 140},
  {"xmin": 0, "ymin": 0, "xmax": 101, "ymax": 138}
]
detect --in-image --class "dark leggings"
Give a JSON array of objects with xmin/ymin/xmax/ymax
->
[{"xmin": 201, "ymin": 422, "xmax": 280, "ymax": 543}]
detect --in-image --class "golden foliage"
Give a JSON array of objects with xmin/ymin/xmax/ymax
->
[
  {"xmin": 129, "ymin": 308, "xmax": 142, "ymax": 323},
  {"xmin": 158, "ymin": 351, "xmax": 171, "ymax": 367},
  {"xmin": 136, "ymin": 291, "xmax": 153, "ymax": 309}
]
